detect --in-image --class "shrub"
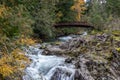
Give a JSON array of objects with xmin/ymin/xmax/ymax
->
[
  {"xmin": 0, "ymin": 49, "xmax": 30, "ymax": 80},
  {"xmin": 0, "ymin": 5, "xmax": 33, "ymax": 38}
]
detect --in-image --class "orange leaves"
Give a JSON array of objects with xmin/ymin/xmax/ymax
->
[
  {"xmin": 0, "ymin": 48, "xmax": 30, "ymax": 78},
  {"xmin": 0, "ymin": 5, "xmax": 10, "ymax": 18},
  {"xmin": 11, "ymin": 49, "xmax": 30, "ymax": 64},
  {"xmin": 13, "ymin": 34, "xmax": 39, "ymax": 46},
  {"xmin": 0, "ymin": 55, "xmax": 12, "ymax": 64},
  {"xmin": 56, "ymin": 11, "xmax": 63, "ymax": 18},
  {"xmin": 21, "ymin": 38, "xmax": 35, "ymax": 45},
  {"xmin": 0, "ymin": 55, "xmax": 14, "ymax": 77},
  {"xmin": 18, "ymin": 37, "xmax": 37, "ymax": 46},
  {"xmin": 0, "ymin": 64, "xmax": 14, "ymax": 77},
  {"xmin": 0, "ymin": 5, "xmax": 6, "ymax": 17},
  {"xmin": 71, "ymin": 0, "xmax": 86, "ymax": 21},
  {"xmin": 11, "ymin": 49, "xmax": 30, "ymax": 70}
]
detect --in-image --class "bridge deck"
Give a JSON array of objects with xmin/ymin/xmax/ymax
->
[{"xmin": 54, "ymin": 22, "xmax": 94, "ymax": 28}]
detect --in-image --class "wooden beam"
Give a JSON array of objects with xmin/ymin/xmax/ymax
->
[{"xmin": 54, "ymin": 22, "xmax": 94, "ymax": 28}]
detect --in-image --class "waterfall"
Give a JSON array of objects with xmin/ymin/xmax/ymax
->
[
  {"xmin": 23, "ymin": 33, "xmax": 120, "ymax": 80},
  {"xmin": 23, "ymin": 45, "xmax": 75, "ymax": 80}
]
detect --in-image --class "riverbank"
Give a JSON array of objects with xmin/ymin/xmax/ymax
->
[{"xmin": 23, "ymin": 31, "xmax": 120, "ymax": 80}]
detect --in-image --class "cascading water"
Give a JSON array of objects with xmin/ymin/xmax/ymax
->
[
  {"xmin": 23, "ymin": 45, "xmax": 75, "ymax": 80},
  {"xmin": 23, "ymin": 33, "xmax": 120, "ymax": 80}
]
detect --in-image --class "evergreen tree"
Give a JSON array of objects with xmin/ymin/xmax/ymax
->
[
  {"xmin": 32, "ymin": 0, "xmax": 56, "ymax": 39},
  {"xmin": 56, "ymin": 0, "xmax": 76, "ymax": 22},
  {"xmin": 106, "ymin": 0, "xmax": 120, "ymax": 16}
]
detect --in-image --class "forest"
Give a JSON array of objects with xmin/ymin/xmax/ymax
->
[{"xmin": 0, "ymin": 0, "xmax": 120, "ymax": 80}]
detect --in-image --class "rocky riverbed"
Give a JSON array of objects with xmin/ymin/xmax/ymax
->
[{"xmin": 23, "ymin": 32, "xmax": 120, "ymax": 80}]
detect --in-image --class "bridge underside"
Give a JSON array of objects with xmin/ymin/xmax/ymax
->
[{"xmin": 54, "ymin": 22, "xmax": 94, "ymax": 29}]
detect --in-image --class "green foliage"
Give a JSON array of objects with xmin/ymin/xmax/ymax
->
[
  {"xmin": 89, "ymin": 14, "xmax": 105, "ymax": 30},
  {"xmin": 0, "ymin": 1, "xmax": 33, "ymax": 80},
  {"xmin": 56, "ymin": 0, "xmax": 77, "ymax": 22},
  {"xmin": 85, "ymin": 0, "xmax": 120, "ymax": 31},
  {"xmin": 0, "ymin": 5, "xmax": 33, "ymax": 38},
  {"xmin": 106, "ymin": 0, "xmax": 120, "ymax": 16},
  {"xmin": 29, "ymin": 0, "xmax": 56, "ymax": 39},
  {"xmin": 85, "ymin": 0, "xmax": 107, "ymax": 30},
  {"xmin": 56, "ymin": 27, "xmax": 79, "ymax": 36},
  {"xmin": 112, "ymin": 30, "xmax": 120, "ymax": 36}
]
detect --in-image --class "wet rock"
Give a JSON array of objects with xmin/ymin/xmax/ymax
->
[
  {"xmin": 56, "ymin": 34, "xmax": 120, "ymax": 80},
  {"xmin": 95, "ymin": 33, "xmax": 109, "ymax": 42},
  {"xmin": 112, "ymin": 49, "xmax": 119, "ymax": 58},
  {"xmin": 42, "ymin": 45, "xmax": 66, "ymax": 55},
  {"xmin": 59, "ymin": 37, "xmax": 86, "ymax": 51},
  {"xmin": 74, "ymin": 70, "xmax": 86, "ymax": 80},
  {"xmin": 49, "ymin": 67, "xmax": 74, "ymax": 80},
  {"xmin": 117, "ymin": 41, "xmax": 120, "ymax": 47},
  {"xmin": 109, "ymin": 50, "xmax": 120, "ymax": 80},
  {"xmin": 75, "ymin": 53, "xmax": 120, "ymax": 80},
  {"xmin": 65, "ymin": 57, "xmax": 74, "ymax": 63},
  {"xmin": 59, "ymin": 42, "xmax": 69, "ymax": 49}
]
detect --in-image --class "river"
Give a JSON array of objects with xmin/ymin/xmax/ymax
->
[
  {"xmin": 22, "ymin": 33, "xmax": 120, "ymax": 80},
  {"xmin": 23, "ymin": 35, "xmax": 77, "ymax": 80}
]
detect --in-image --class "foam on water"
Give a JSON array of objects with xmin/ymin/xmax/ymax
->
[{"xmin": 23, "ymin": 45, "xmax": 75, "ymax": 80}]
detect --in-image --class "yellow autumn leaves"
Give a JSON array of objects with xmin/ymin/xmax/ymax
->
[
  {"xmin": 0, "ymin": 64, "xmax": 14, "ymax": 77},
  {"xmin": 0, "ymin": 34, "xmax": 37, "ymax": 79},
  {"xmin": 0, "ymin": 49, "xmax": 30, "ymax": 79},
  {"xmin": 0, "ymin": 5, "xmax": 6, "ymax": 17},
  {"xmin": 71, "ymin": 0, "xmax": 86, "ymax": 21},
  {"xmin": 0, "ymin": 35, "xmax": 37, "ymax": 79},
  {"xmin": 17, "ymin": 37, "xmax": 37, "ymax": 46},
  {"xmin": 0, "ymin": 55, "xmax": 14, "ymax": 77}
]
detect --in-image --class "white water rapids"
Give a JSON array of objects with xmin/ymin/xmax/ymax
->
[
  {"xmin": 22, "ymin": 33, "xmax": 120, "ymax": 80},
  {"xmin": 23, "ymin": 44, "xmax": 75, "ymax": 80}
]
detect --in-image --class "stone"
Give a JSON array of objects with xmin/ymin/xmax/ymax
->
[{"xmin": 65, "ymin": 57, "xmax": 74, "ymax": 63}]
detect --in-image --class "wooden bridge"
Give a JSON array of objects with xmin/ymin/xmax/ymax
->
[{"xmin": 54, "ymin": 22, "xmax": 94, "ymax": 29}]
